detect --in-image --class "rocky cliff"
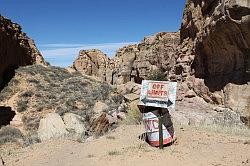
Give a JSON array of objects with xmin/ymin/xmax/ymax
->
[
  {"xmin": 0, "ymin": 15, "xmax": 48, "ymax": 90},
  {"xmin": 112, "ymin": 32, "xmax": 180, "ymax": 84},
  {"xmin": 72, "ymin": 32, "xmax": 180, "ymax": 84},
  {"xmin": 174, "ymin": 0, "xmax": 250, "ymax": 85},
  {"xmin": 71, "ymin": 49, "xmax": 113, "ymax": 82},
  {"xmin": 173, "ymin": 0, "xmax": 250, "ymax": 117}
]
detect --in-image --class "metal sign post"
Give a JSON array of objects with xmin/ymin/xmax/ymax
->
[
  {"xmin": 139, "ymin": 80, "xmax": 177, "ymax": 149},
  {"xmin": 158, "ymin": 110, "xmax": 163, "ymax": 149}
]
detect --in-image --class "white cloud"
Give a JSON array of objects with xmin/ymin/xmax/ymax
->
[{"xmin": 38, "ymin": 42, "xmax": 137, "ymax": 67}]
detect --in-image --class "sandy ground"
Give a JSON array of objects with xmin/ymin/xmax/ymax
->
[{"xmin": 1, "ymin": 124, "xmax": 250, "ymax": 166}]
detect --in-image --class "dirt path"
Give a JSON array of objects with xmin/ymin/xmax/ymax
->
[{"xmin": 1, "ymin": 124, "xmax": 250, "ymax": 166}]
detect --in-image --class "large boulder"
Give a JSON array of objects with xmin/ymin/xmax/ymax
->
[
  {"xmin": 0, "ymin": 15, "xmax": 48, "ymax": 90},
  {"xmin": 116, "ymin": 81, "xmax": 141, "ymax": 95},
  {"xmin": 93, "ymin": 101, "xmax": 109, "ymax": 114},
  {"xmin": 38, "ymin": 113, "xmax": 69, "ymax": 141},
  {"xmin": 63, "ymin": 113, "xmax": 86, "ymax": 134}
]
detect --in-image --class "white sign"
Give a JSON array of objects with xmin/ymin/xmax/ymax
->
[{"xmin": 139, "ymin": 80, "xmax": 177, "ymax": 109}]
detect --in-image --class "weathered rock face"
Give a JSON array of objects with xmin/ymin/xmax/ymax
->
[
  {"xmin": 0, "ymin": 15, "xmax": 48, "ymax": 90},
  {"xmin": 71, "ymin": 49, "xmax": 112, "ymax": 82},
  {"xmin": 174, "ymin": 0, "xmax": 250, "ymax": 85},
  {"xmin": 63, "ymin": 113, "xmax": 86, "ymax": 134},
  {"xmin": 72, "ymin": 32, "xmax": 180, "ymax": 84},
  {"xmin": 113, "ymin": 32, "xmax": 180, "ymax": 84},
  {"xmin": 171, "ymin": 0, "xmax": 250, "ymax": 116}
]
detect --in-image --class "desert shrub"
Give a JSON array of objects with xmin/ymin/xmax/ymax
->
[
  {"xmin": 9, "ymin": 78, "xmax": 20, "ymax": 86},
  {"xmin": 198, "ymin": 124, "xmax": 250, "ymax": 137},
  {"xmin": 22, "ymin": 114, "xmax": 41, "ymax": 130},
  {"xmin": 35, "ymin": 93, "xmax": 42, "ymax": 98},
  {"xmin": 96, "ymin": 84, "xmax": 112, "ymax": 100},
  {"xmin": 108, "ymin": 150, "xmax": 121, "ymax": 156},
  {"xmin": 23, "ymin": 131, "xmax": 41, "ymax": 146},
  {"xmin": 110, "ymin": 94, "xmax": 124, "ymax": 104},
  {"xmin": 106, "ymin": 136, "xmax": 116, "ymax": 140},
  {"xmin": 124, "ymin": 108, "xmax": 142, "ymax": 125},
  {"xmin": 0, "ymin": 126, "xmax": 23, "ymax": 144},
  {"xmin": 0, "ymin": 87, "xmax": 14, "ymax": 101},
  {"xmin": 49, "ymin": 83, "xmax": 60, "ymax": 88},
  {"xmin": 240, "ymin": 116, "xmax": 250, "ymax": 128},
  {"xmin": 35, "ymin": 105, "xmax": 43, "ymax": 112},
  {"xmin": 27, "ymin": 79, "xmax": 39, "ymax": 84},
  {"xmin": 147, "ymin": 69, "xmax": 168, "ymax": 81},
  {"xmin": 20, "ymin": 90, "xmax": 33, "ymax": 97},
  {"xmin": 16, "ymin": 99, "xmax": 28, "ymax": 112},
  {"xmin": 43, "ymin": 75, "xmax": 51, "ymax": 83},
  {"xmin": 87, "ymin": 154, "xmax": 95, "ymax": 158},
  {"xmin": 45, "ymin": 93, "xmax": 57, "ymax": 100}
]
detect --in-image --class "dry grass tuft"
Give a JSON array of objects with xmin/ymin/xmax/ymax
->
[
  {"xmin": 123, "ymin": 108, "xmax": 142, "ymax": 125},
  {"xmin": 108, "ymin": 150, "xmax": 121, "ymax": 156},
  {"xmin": 0, "ymin": 126, "xmax": 23, "ymax": 144},
  {"xmin": 87, "ymin": 154, "xmax": 95, "ymax": 158},
  {"xmin": 197, "ymin": 124, "xmax": 250, "ymax": 137},
  {"xmin": 106, "ymin": 136, "xmax": 116, "ymax": 140}
]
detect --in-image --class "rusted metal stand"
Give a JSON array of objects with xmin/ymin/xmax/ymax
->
[{"xmin": 158, "ymin": 110, "xmax": 164, "ymax": 149}]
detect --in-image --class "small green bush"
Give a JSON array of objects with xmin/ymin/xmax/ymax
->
[
  {"xmin": 106, "ymin": 136, "xmax": 116, "ymax": 140},
  {"xmin": 124, "ymin": 108, "xmax": 142, "ymax": 125},
  {"xmin": 20, "ymin": 91, "xmax": 33, "ymax": 97},
  {"xmin": 0, "ymin": 126, "xmax": 23, "ymax": 144},
  {"xmin": 147, "ymin": 69, "xmax": 168, "ymax": 81},
  {"xmin": 27, "ymin": 79, "xmax": 39, "ymax": 84},
  {"xmin": 16, "ymin": 99, "xmax": 28, "ymax": 112},
  {"xmin": 23, "ymin": 131, "xmax": 41, "ymax": 146},
  {"xmin": 22, "ymin": 114, "xmax": 41, "ymax": 130},
  {"xmin": 108, "ymin": 150, "xmax": 121, "ymax": 156}
]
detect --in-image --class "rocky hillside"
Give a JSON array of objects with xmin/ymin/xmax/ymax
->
[
  {"xmin": 0, "ymin": 65, "xmax": 125, "ymax": 142},
  {"xmin": 71, "ymin": 32, "xmax": 180, "ymax": 84},
  {"xmin": 0, "ymin": 15, "xmax": 48, "ymax": 90}
]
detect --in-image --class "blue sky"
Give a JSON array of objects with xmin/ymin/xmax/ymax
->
[{"xmin": 0, "ymin": 0, "xmax": 185, "ymax": 67}]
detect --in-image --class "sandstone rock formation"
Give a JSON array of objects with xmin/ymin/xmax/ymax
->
[
  {"xmin": 71, "ymin": 49, "xmax": 112, "ymax": 82},
  {"xmin": 0, "ymin": 15, "xmax": 48, "ymax": 90},
  {"xmin": 172, "ymin": 0, "xmax": 250, "ymax": 116},
  {"xmin": 174, "ymin": 0, "xmax": 250, "ymax": 86},
  {"xmin": 112, "ymin": 32, "xmax": 180, "ymax": 84},
  {"xmin": 63, "ymin": 113, "xmax": 86, "ymax": 134},
  {"xmin": 72, "ymin": 32, "xmax": 180, "ymax": 84}
]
